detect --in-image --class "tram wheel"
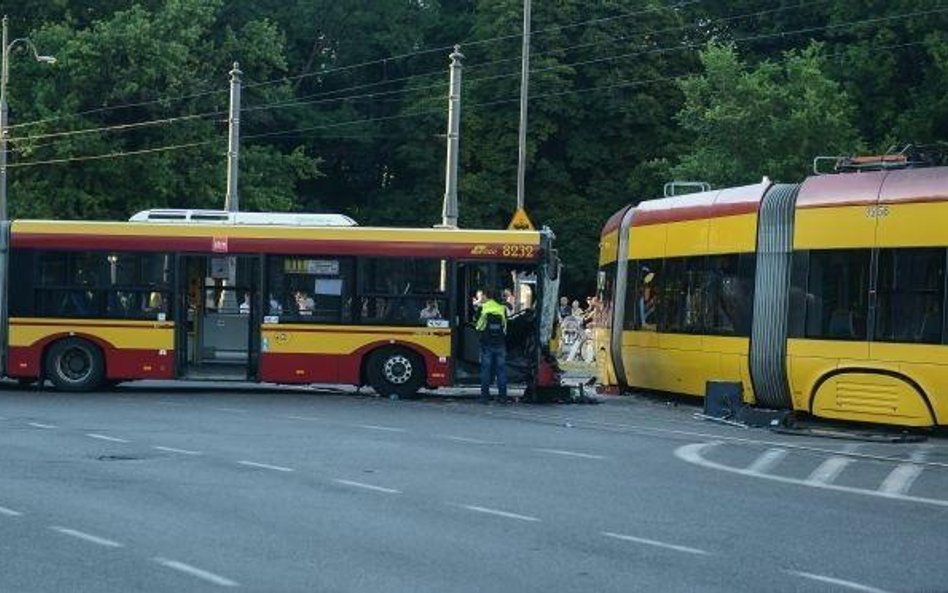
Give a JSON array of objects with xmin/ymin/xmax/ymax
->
[
  {"xmin": 366, "ymin": 347, "xmax": 425, "ymax": 399},
  {"xmin": 45, "ymin": 338, "xmax": 105, "ymax": 392}
]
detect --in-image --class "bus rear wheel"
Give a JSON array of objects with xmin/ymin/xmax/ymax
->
[
  {"xmin": 45, "ymin": 338, "xmax": 105, "ymax": 392},
  {"xmin": 367, "ymin": 347, "xmax": 425, "ymax": 399}
]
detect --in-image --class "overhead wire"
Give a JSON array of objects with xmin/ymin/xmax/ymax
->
[
  {"xmin": 240, "ymin": 0, "xmax": 703, "ymax": 91},
  {"xmin": 0, "ymin": 0, "xmax": 830, "ymax": 136},
  {"xmin": 11, "ymin": 36, "xmax": 928, "ymax": 170},
  {"xmin": 464, "ymin": 0, "xmax": 837, "ymax": 74},
  {"xmin": 7, "ymin": 4, "xmax": 939, "ymax": 170},
  {"xmin": 8, "ymin": 0, "xmax": 934, "ymax": 134},
  {"xmin": 239, "ymin": 0, "xmax": 867, "ymax": 118},
  {"xmin": 8, "ymin": 87, "xmax": 229, "ymax": 131},
  {"xmin": 8, "ymin": 110, "xmax": 227, "ymax": 143},
  {"xmin": 6, "ymin": 139, "xmax": 222, "ymax": 169}
]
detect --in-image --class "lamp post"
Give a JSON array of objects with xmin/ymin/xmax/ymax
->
[{"xmin": 1, "ymin": 15, "xmax": 57, "ymax": 221}]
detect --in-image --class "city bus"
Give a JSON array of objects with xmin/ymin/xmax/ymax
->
[
  {"xmin": 596, "ymin": 154, "xmax": 948, "ymax": 427},
  {"xmin": 0, "ymin": 210, "xmax": 562, "ymax": 398}
]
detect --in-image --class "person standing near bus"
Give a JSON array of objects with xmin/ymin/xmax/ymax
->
[{"xmin": 475, "ymin": 289, "xmax": 508, "ymax": 403}]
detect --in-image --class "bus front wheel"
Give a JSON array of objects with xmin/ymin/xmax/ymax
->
[
  {"xmin": 366, "ymin": 347, "xmax": 425, "ymax": 399},
  {"xmin": 45, "ymin": 338, "xmax": 105, "ymax": 392}
]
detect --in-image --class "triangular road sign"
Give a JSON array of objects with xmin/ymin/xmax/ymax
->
[{"xmin": 507, "ymin": 208, "xmax": 535, "ymax": 231}]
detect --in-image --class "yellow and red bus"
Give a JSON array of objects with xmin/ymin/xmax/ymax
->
[
  {"xmin": 597, "ymin": 157, "xmax": 948, "ymax": 427},
  {"xmin": 0, "ymin": 211, "xmax": 561, "ymax": 397}
]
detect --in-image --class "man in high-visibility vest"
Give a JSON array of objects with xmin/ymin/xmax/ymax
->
[{"xmin": 475, "ymin": 289, "xmax": 508, "ymax": 403}]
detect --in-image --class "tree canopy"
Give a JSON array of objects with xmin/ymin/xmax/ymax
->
[{"xmin": 1, "ymin": 0, "xmax": 946, "ymax": 293}]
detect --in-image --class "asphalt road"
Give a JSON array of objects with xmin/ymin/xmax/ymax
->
[{"xmin": 1, "ymin": 382, "xmax": 946, "ymax": 593}]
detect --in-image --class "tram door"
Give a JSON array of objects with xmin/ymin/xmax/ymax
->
[{"xmin": 176, "ymin": 255, "xmax": 260, "ymax": 380}]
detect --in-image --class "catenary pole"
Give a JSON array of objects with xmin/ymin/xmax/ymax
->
[
  {"xmin": 515, "ymin": 0, "xmax": 532, "ymax": 211},
  {"xmin": 0, "ymin": 15, "xmax": 10, "ymax": 221},
  {"xmin": 224, "ymin": 62, "xmax": 241, "ymax": 212},
  {"xmin": 440, "ymin": 46, "xmax": 463, "ymax": 228}
]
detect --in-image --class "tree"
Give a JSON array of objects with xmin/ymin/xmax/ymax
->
[
  {"xmin": 457, "ymin": 0, "xmax": 692, "ymax": 293},
  {"xmin": 7, "ymin": 0, "xmax": 318, "ymax": 219},
  {"xmin": 671, "ymin": 42, "xmax": 862, "ymax": 187}
]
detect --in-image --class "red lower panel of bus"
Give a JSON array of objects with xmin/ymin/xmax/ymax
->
[
  {"xmin": 6, "ymin": 345, "xmax": 174, "ymax": 380},
  {"xmin": 259, "ymin": 350, "xmax": 451, "ymax": 388}
]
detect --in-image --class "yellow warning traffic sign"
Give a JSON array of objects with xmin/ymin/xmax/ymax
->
[{"xmin": 507, "ymin": 208, "xmax": 535, "ymax": 231}]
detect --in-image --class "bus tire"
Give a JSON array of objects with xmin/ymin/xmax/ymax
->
[
  {"xmin": 45, "ymin": 338, "xmax": 105, "ymax": 392},
  {"xmin": 366, "ymin": 347, "xmax": 425, "ymax": 399}
]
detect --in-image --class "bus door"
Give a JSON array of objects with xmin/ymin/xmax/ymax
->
[
  {"xmin": 176, "ymin": 254, "xmax": 260, "ymax": 380},
  {"xmin": 454, "ymin": 261, "xmax": 540, "ymax": 384}
]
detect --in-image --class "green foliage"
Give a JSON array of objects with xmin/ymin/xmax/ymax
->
[
  {"xmin": 672, "ymin": 42, "xmax": 862, "ymax": 186},
  {"xmin": 6, "ymin": 0, "xmax": 313, "ymax": 219}
]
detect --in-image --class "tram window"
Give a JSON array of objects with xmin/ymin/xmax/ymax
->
[
  {"xmin": 805, "ymin": 249, "xmax": 871, "ymax": 341},
  {"xmin": 704, "ymin": 254, "xmax": 755, "ymax": 337},
  {"xmin": 787, "ymin": 251, "xmax": 810, "ymax": 338},
  {"xmin": 596, "ymin": 263, "xmax": 616, "ymax": 328},
  {"xmin": 626, "ymin": 259, "xmax": 662, "ymax": 331},
  {"xmin": 662, "ymin": 257, "xmax": 706, "ymax": 334},
  {"xmin": 875, "ymin": 248, "xmax": 945, "ymax": 345}
]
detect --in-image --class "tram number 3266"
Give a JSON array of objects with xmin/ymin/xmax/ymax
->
[{"xmin": 865, "ymin": 205, "xmax": 891, "ymax": 218}]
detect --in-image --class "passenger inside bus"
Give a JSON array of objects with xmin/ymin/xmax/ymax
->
[
  {"xmin": 268, "ymin": 294, "xmax": 283, "ymax": 315},
  {"xmin": 145, "ymin": 291, "xmax": 165, "ymax": 314},
  {"xmin": 294, "ymin": 290, "xmax": 315, "ymax": 315},
  {"xmin": 419, "ymin": 300, "xmax": 441, "ymax": 322}
]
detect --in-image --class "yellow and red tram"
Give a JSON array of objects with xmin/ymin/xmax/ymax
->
[{"xmin": 597, "ymin": 160, "xmax": 948, "ymax": 427}]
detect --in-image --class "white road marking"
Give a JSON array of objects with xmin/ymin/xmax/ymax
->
[
  {"xmin": 745, "ymin": 448, "xmax": 787, "ymax": 474},
  {"xmin": 602, "ymin": 531, "xmax": 710, "ymax": 556},
  {"xmin": 438, "ymin": 435, "xmax": 500, "ymax": 445},
  {"xmin": 153, "ymin": 445, "xmax": 202, "ymax": 456},
  {"xmin": 0, "ymin": 415, "xmax": 7, "ymax": 420},
  {"xmin": 784, "ymin": 569, "xmax": 894, "ymax": 593},
  {"xmin": 333, "ymin": 479, "xmax": 401, "ymax": 494},
  {"xmin": 0, "ymin": 505, "xmax": 23, "ymax": 517},
  {"xmin": 355, "ymin": 424, "xmax": 405, "ymax": 433},
  {"xmin": 505, "ymin": 409, "xmax": 948, "ymax": 469},
  {"xmin": 878, "ymin": 448, "xmax": 929, "ymax": 496},
  {"xmin": 158, "ymin": 400, "xmax": 185, "ymax": 406},
  {"xmin": 154, "ymin": 557, "xmax": 238, "ymax": 587},
  {"xmin": 237, "ymin": 460, "xmax": 295, "ymax": 473},
  {"xmin": 460, "ymin": 504, "xmax": 540, "ymax": 522},
  {"xmin": 533, "ymin": 448, "xmax": 606, "ymax": 460},
  {"xmin": 213, "ymin": 407, "xmax": 247, "ymax": 414},
  {"xmin": 806, "ymin": 456, "xmax": 853, "ymax": 485},
  {"xmin": 86, "ymin": 433, "xmax": 130, "ymax": 443},
  {"xmin": 676, "ymin": 443, "xmax": 948, "ymax": 508},
  {"xmin": 285, "ymin": 415, "xmax": 321, "ymax": 421},
  {"xmin": 28, "ymin": 422, "xmax": 57, "ymax": 429},
  {"xmin": 50, "ymin": 526, "xmax": 123, "ymax": 548}
]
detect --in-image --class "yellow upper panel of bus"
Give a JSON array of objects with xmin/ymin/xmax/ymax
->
[{"xmin": 11, "ymin": 220, "xmax": 544, "ymax": 261}]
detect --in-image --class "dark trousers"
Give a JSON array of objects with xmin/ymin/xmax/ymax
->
[{"xmin": 479, "ymin": 343, "xmax": 508, "ymax": 399}]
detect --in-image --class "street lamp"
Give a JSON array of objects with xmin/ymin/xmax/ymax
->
[{"xmin": 1, "ymin": 14, "xmax": 57, "ymax": 221}]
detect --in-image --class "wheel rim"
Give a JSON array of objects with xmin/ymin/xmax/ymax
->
[
  {"xmin": 58, "ymin": 347, "xmax": 92, "ymax": 383},
  {"xmin": 382, "ymin": 354, "xmax": 412, "ymax": 385}
]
